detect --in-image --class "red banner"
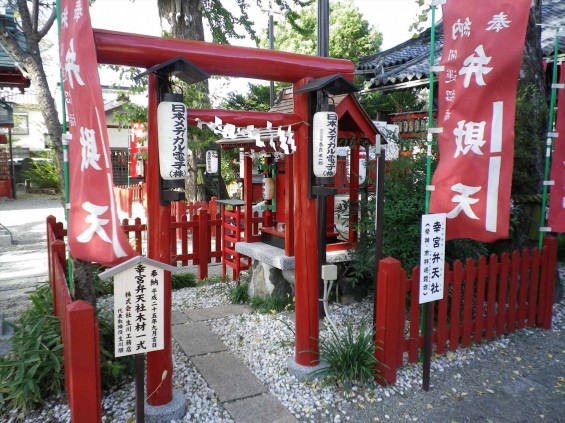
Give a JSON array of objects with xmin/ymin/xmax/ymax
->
[
  {"xmin": 429, "ymin": 0, "xmax": 531, "ymax": 242},
  {"xmin": 59, "ymin": 0, "xmax": 136, "ymax": 266},
  {"xmin": 548, "ymin": 56, "xmax": 565, "ymax": 232}
]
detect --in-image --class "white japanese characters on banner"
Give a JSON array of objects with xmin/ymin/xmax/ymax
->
[
  {"xmin": 59, "ymin": 0, "xmax": 136, "ymax": 265},
  {"xmin": 313, "ymin": 111, "xmax": 339, "ymax": 178},
  {"xmin": 114, "ymin": 262, "xmax": 164, "ymax": 357},
  {"xmin": 419, "ymin": 214, "xmax": 446, "ymax": 304},
  {"xmin": 429, "ymin": 0, "xmax": 531, "ymax": 242},
  {"xmin": 548, "ymin": 54, "xmax": 565, "ymax": 233}
]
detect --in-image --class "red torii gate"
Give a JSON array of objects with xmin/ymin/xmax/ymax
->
[{"xmin": 94, "ymin": 29, "xmax": 355, "ymax": 406}]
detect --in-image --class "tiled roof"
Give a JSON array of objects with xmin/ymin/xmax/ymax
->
[
  {"xmin": 0, "ymin": 8, "xmax": 30, "ymax": 91},
  {"xmin": 357, "ymin": 1, "xmax": 564, "ymax": 91}
]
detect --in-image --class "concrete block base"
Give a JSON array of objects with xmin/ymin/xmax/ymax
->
[
  {"xmin": 287, "ymin": 357, "xmax": 329, "ymax": 381},
  {"xmin": 144, "ymin": 389, "xmax": 187, "ymax": 423}
]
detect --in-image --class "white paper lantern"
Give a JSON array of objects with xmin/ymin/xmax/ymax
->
[
  {"xmin": 312, "ymin": 111, "xmax": 338, "ymax": 178},
  {"xmin": 206, "ymin": 150, "xmax": 219, "ymax": 174},
  {"xmin": 262, "ymin": 177, "xmax": 275, "ymax": 200},
  {"xmin": 346, "ymin": 147, "xmax": 367, "ymax": 184},
  {"xmin": 157, "ymin": 93, "xmax": 188, "ymax": 180}
]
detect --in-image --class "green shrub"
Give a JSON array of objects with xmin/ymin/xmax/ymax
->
[
  {"xmin": 97, "ymin": 313, "xmax": 134, "ymax": 389},
  {"xmin": 21, "ymin": 155, "xmax": 60, "ymax": 190},
  {"xmin": 94, "ymin": 272, "xmax": 114, "ymax": 297},
  {"xmin": 172, "ymin": 272, "xmax": 197, "ymax": 290},
  {"xmin": 0, "ymin": 284, "xmax": 64, "ymax": 414},
  {"xmin": 249, "ymin": 294, "xmax": 293, "ymax": 314},
  {"xmin": 338, "ymin": 152, "xmax": 488, "ymax": 287},
  {"xmin": 227, "ymin": 281, "xmax": 250, "ymax": 304},
  {"xmin": 314, "ymin": 322, "xmax": 383, "ymax": 386}
]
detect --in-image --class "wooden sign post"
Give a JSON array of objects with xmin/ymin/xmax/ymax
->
[
  {"xmin": 419, "ymin": 213, "xmax": 446, "ymax": 391},
  {"xmin": 99, "ymin": 256, "xmax": 177, "ymax": 423}
]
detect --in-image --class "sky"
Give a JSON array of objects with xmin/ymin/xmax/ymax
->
[
  {"xmin": 87, "ymin": 0, "xmax": 439, "ymax": 98},
  {"xmin": 89, "ymin": 0, "xmax": 432, "ymax": 49}
]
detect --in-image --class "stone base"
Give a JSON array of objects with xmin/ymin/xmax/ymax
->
[
  {"xmin": 287, "ymin": 357, "xmax": 329, "ymax": 381},
  {"xmin": 144, "ymin": 390, "xmax": 187, "ymax": 423},
  {"xmin": 248, "ymin": 260, "xmax": 294, "ymax": 299}
]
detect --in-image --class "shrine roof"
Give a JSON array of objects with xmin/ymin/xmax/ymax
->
[
  {"xmin": 356, "ymin": 1, "xmax": 565, "ymax": 92},
  {"xmin": 269, "ymin": 87, "xmax": 381, "ymax": 143},
  {"xmin": 0, "ymin": 9, "xmax": 30, "ymax": 91}
]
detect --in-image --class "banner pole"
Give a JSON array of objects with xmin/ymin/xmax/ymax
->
[
  {"xmin": 56, "ymin": 0, "xmax": 73, "ymax": 290},
  {"xmin": 421, "ymin": 1, "xmax": 439, "ymax": 391},
  {"xmin": 539, "ymin": 30, "xmax": 560, "ymax": 250}
]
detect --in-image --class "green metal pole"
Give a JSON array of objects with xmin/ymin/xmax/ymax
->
[
  {"xmin": 421, "ymin": 4, "xmax": 438, "ymax": 390},
  {"xmin": 56, "ymin": 0, "xmax": 73, "ymax": 291},
  {"xmin": 538, "ymin": 30, "xmax": 561, "ymax": 250},
  {"xmin": 425, "ymin": 5, "xmax": 437, "ymax": 215}
]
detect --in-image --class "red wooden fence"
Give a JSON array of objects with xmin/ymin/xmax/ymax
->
[
  {"xmin": 113, "ymin": 184, "xmax": 145, "ymax": 218},
  {"xmin": 47, "ymin": 216, "xmax": 102, "ymax": 423},
  {"xmin": 375, "ymin": 236, "xmax": 558, "ymax": 385},
  {"xmin": 120, "ymin": 197, "xmax": 222, "ymax": 280}
]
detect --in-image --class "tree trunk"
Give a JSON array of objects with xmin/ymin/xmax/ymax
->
[{"xmin": 158, "ymin": 0, "xmax": 229, "ymax": 201}]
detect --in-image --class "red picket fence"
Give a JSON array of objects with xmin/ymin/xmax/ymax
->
[
  {"xmin": 113, "ymin": 184, "xmax": 145, "ymax": 218},
  {"xmin": 221, "ymin": 205, "xmax": 263, "ymax": 281},
  {"xmin": 375, "ymin": 236, "xmax": 558, "ymax": 385},
  {"xmin": 47, "ymin": 216, "xmax": 101, "ymax": 423},
  {"xmin": 120, "ymin": 198, "xmax": 222, "ymax": 279}
]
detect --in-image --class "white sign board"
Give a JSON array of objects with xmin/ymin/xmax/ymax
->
[
  {"xmin": 419, "ymin": 213, "xmax": 446, "ymax": 304},
  {"xmin": 114, "ymin": 262, "xmax": 165, "ymax": 357}
]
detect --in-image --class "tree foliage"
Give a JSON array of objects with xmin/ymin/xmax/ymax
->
[
  {"xmin": 267, "ymin": 0, "xmax": 382, "ymax": 62},
  {"xmin": 219, "ymin": 83, "xmax": 271, "ymax": 112}
]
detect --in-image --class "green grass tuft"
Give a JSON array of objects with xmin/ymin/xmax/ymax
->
[{"xmin": 314, "ymin": 321, "xmax": 383, "ymax": 386}]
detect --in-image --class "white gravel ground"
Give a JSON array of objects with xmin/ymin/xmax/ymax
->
[{"xmin": 8, "ymin": 274, "xmax": 564, "ymax": 423}]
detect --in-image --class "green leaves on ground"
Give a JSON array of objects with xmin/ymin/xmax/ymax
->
[{"xmin": 0, "ymin": 284, "xmax": 64, "ymax": 414}]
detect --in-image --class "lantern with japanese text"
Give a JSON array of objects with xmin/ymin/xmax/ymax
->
[
  {"xmin": 262, "ymin": 176, "xmax": 275, "ymax": 200},
  {"xmin": 157, "ymin": 93, "xmax": 187, "ymax": 180},
  {"xmin": 346, "ymin": 146, "xmax": 367, "ymax": 185},
  {"xmin": 206, "ymin": 150, "xmax": 219, "ymax": 174},
  {"xmin": 312, "ymin": 111, "xmax": 338, "ymax": 178}
]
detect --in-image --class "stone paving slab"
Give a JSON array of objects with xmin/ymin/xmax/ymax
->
[
  {"xmin": 172, "ymin": 322, "xmax": 227, "ymax": 357},
  {"xmin": 223, "ymin": 393, "xmax": 299, "ymax": 423},
  {"xmin": 185, "ymin": 304, "xmax": 251, "ymax": 322},
  {"xmin": 171, "ymin": 310, "xmax": 190, "ymax": 326},
  {"xmin": 191, "ymin": 351, "xmax": 267, "ymax": 403}
]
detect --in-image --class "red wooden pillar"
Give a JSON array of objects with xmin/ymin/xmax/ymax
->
[
  {"xmin": 539, "ymin": 236, "xmax": 557, "ymax": 329},
  {"xmin": 145, "ymin": 74, "xmax": 173, "ymax": 406},
  {"xmin": 243, "ymin": 153, "xmax": 253, "ymax": 242},
  {"xmin": 66, "ymin": 301, "xmax": 102, "ymax": 423},
  {"xmin": 348, "ymin": 143, "xmax": 360, "ymax": 243},
  {"xmin": 285, "ymin": 155, "xmax": 294, "ymax": 256},
  {"xmin": 374, "ymin": 257, "xmax": 405, "ymax": 385},
  {"xmin": 293, "ymin": 78, "xmax": 319, "ymax": 366}
]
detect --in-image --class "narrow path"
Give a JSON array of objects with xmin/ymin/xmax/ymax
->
[
  {"xmin": 0, "ymin": 192, "xmax": 64, "ymax": 321},
  {"xmin": 172, "ymin": 306, "xmax": 299, "ymax": 423}
]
